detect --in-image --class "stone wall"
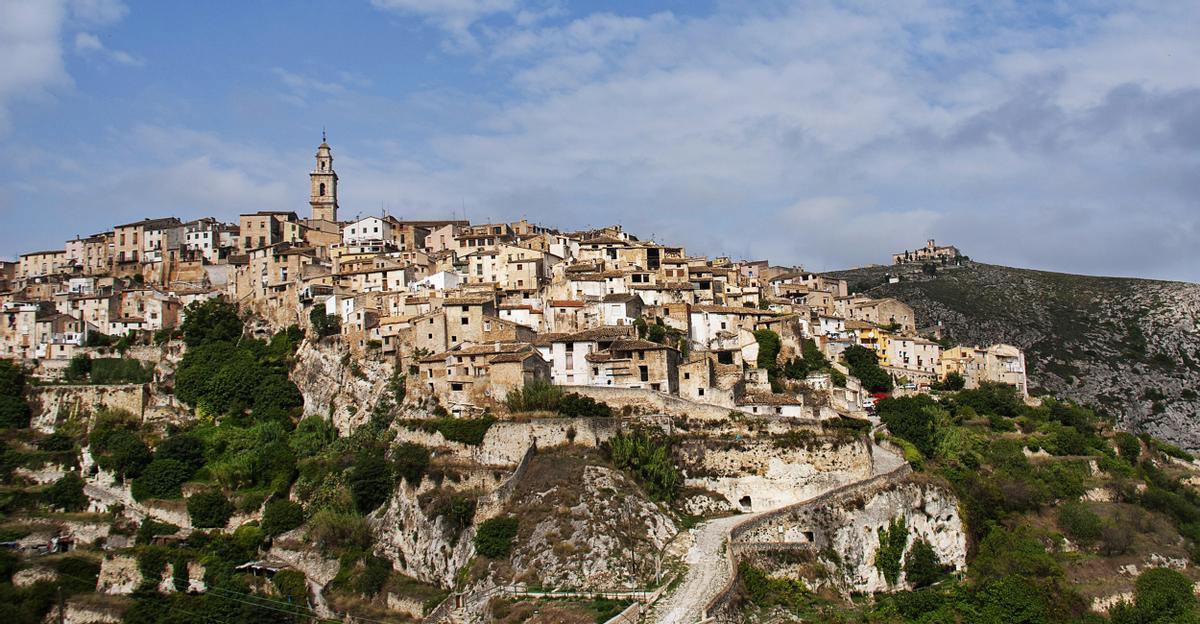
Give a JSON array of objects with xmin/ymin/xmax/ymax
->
[
  {"xmin": 678, "ymin": 436, "xmax": 874, "ymax": 512},
  {"xmin": 392, "ymin": 417, "xmax": 636, "ymax": 468},
  {"xmin": 28, "ymin": 384, "xmax": 148, "ymax": 433}
]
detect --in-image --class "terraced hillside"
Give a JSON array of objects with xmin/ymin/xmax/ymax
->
[{"xmin": 825, "ymin": 262, "xmax": 1200, "ymax": 450}]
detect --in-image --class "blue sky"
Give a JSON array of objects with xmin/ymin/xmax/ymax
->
[{"xmin": 2, "ymin": 0, "xmax": 1199, "ymax": 281}]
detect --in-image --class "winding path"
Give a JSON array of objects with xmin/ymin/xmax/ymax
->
[{"xmin": 646, "ymin": 441, "xmax": 906, "ymax": 623}]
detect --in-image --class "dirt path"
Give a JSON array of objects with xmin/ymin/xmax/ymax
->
[
  {"xmin": 644, "ymin": 513, "xmax": 750, "ymax": 624},
  {"xmin": 647, "ymin": 440, "xmax": 906, "ymax": 623}
]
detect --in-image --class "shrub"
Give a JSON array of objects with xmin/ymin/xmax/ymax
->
[
  {"xmin": 1134, "ymin": 567, "xmax": 1196, "ymax": 619},
  {"xmin": 607, "ymin": 430, "xmax": 680, "ymax": 501},
  {"xmin": 135, "ymin": 519, "xmax": 179, "ymax": 545},
  {"xmin": 36, "ymin": 432, "xmax": 75, "ymax": 452},
  {"xmin": 90, "ymin": 427, "xmax": 151, "ymax": 479},
  {"xmin": 289, "ymin": 416, "xmax": 336, "ymax": 458},
  {"xmin": 43, "ymin": 473, "xmax": 87, "ymax": 512},
  {"xmin": 180, "ymin": 298, "xmax": 243, "ymax": 347},
  {"xmin": 262, "ymin": 499, "xmax": 305, "ymax": 536},
  {"xmin": 65, "ymin": 354, "xmax": 92, "ymax": 382},
  {"xmin": 89, "ymin": 358, "xmax": 153, "ymax": 384},
  {"xmin": 474, "ymin": 517, "xmax": 519, "ymax": 558},
  {"xmin": 1059, "ymin": 502, "xmax": 1103, "ymax": 546},
  {"xmin": 131, "ymin": 459, "xmax": 192, "ymax": 501},
  {"xmin": 187, "ymin": 490, "xmax": 233, "ymax": 528},
  {"xmin": 505, "ymin": 380, "xmax": 563, "ymax": 412},
  {"xmin": 409, "ymin": 416, "xmax": 495, "ymax": 446},
  {"xmin": 349, "ymin": 449, "xmax": 394, "ymax": 515},
  {"xmin": 392, "ymin": 443, "xmax": 430, "ymax": 486},
  {"xmin": 877, "ymin": 394, "xmax": 938, "ymax": 457},
  {"xmin": 309, "ymin": 307, "xmax": 341, "ymax": 338},
  {"xmin": 903, "ymin": 539, "xmax": 946, "ymax": 588},
  {"xmin": 154, "ymin": 432, "xmax": 206, "ymax": 472},
  {"xmin": 738, "ymin": 562, "xmax": 808, "ymax": 610},
  {"xmin": 1114, "ymin": 432, "xmax": 1141, "ymax": 463},
  {"xmin": 308, "ymin": 510, "xmax": 372, "ymax": 552},
  {"xmin": 0, "ymin": 360, "xmax": 31, "ymax": 428},
  {"xmin": 272, "ymin": 569, "xmax": 308, "ymax": 604},
  {"xmin": 875, "ymin": 516, "xmax": 907, "ymax": 585},
  {"xmin": 843, "ymin": 344, "xmax": 892, "ymax": 392}
]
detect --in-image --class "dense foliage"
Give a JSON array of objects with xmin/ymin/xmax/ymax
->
[
  {"xmin": 842, "ymin": 344, "xmax": 893, "ymax": 392},
  {"xmin": 180, "ymin": 297, "xmax": 244, "ymax": 347},
  {"xmin": 406, "ymin": 416, "xmax": 495, "ymax": 446},
  {"xmin": 505, "ymin": 380, "xmax": 613, "ymax": 417},
  {"xmin": 474, "ymin": 516, "xmax": 519, "ymax": 558},
  {"xmin": 0, "ymin": 359, "xmax": 31, "ymax": 428},
  {"xmin": 607, "ymin": 429, "xmax": 680, "ymax": 501},
  {"xmin": 188, "ymin": 490, "xmax": 233, "ymax": 528}
]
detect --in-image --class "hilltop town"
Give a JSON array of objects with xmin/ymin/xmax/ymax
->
[
  {"xmin": 3, "ymin": 141, "xmax": 1199, "ymax": 624},
  {"xmin": 2, "ymin": 140, "xmax": 1023, "ymax": 410}
]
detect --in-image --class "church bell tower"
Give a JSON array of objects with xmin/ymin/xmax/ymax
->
[{"xmin": 309, "ymin": 133, "xmax": 338, "ymax": 222}]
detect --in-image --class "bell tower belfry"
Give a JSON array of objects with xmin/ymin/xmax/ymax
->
[{"xmin": 309, "ymin": 132, "xmax": 338, "ymax": 222}]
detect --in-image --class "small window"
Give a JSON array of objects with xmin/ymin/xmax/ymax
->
[{"xmin": 319, "ymin": 183, "xmax": 326, "ymax": 196}]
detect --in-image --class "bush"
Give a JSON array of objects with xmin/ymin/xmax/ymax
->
[
  {"xmin": 36, "ymin": 432, "xmax": 75, "ymax": 452},
  {"xmin": 903, "ymin": 539, "xmax": 946, "ymax": 588},
  {"xmin": 64, "ymin": 354, "xmax": 92, "ymax": 382},
  {"xmin": 309, "ymin": 307, "xmax": 341, "ymax": 338},
  {"xmin": 349, "ymin": 449, "xmax": 394, "ymax": 515},
  {"xmin": 272, "ymin": 569, "xmax": 308, "ymax": 604},
  {"xmin": 262, "ymin": 499, "xmax": 305, "ymax": 536},
  {"xmin": 877, "ymin": 394, "xmax": 939, "ymax": 457},
  {"xmin": 408, "ymin": 417, "xmax": 495, "ymax": 446},
  {"xmin": 131, "ymin": 459, "xmax": 192, "ymax": 501},
  {"xmin": 1114, "ymin": 432, "xmax": 1141, "ymax": 463},
  {"xmin": 187, "ymin": 490, "xmax": 233, "ymax": 528},
  {"xmin": 308, "ymin": 510, "xmax": 372, "ymax": 552},
  {"xmin": 180, "ymin": 298, "xmax": 243, "ymax": 347},
  {"xmin": 607, "ymin": 430, "xmax": 680, "ymax": 501},
  {"xmin": 289, "ymin": 416, "xmax": 335, "ymax": 458},
  {"xmin": 474, "ymin": 517, "xmax": 519, "ymax": 558},
  {"xmin": 90, "ymin": 427, "xmax": 151, "ymax": 479},
  {"xmin": 1058, "ymin": 503, "xmax": 1102, "ymax": 546},
  {"xmin": 154, "ymin": 432, "xmax": 206, "ymax": 472},
  {"xmin": 1112, "ymin": 567, "xmax": 1199, "ymax": 624},
  {"xmin": 738, "ymin": 562, "xmax": 808, "ymax": 610},
  {"xmin": 43, "ymin": 473, "xmax": 87, "ymax": 512},
  {"xmin": 875, "ymin": 516, "xmax": 907, "ymax": 585},
  {"xmin": 843, "ymin": 344, "xmax": 892, "ymax": 393},
  {"xmin": 0, "ymin": 360, "xmax": 31, "ymax": 428},
  {"xmin": 89, "ymin": 358, "xmax": 153, "ymax": 384},
  {"xmin": 392, "ymin": 443, "xmax": 430, "ymax": 486}
]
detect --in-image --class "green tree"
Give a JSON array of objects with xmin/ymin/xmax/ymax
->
[
  {"xmin": 474, "ymin": 516, "xmax": 519, "ymax": 558},
  {"xmin": 187, "ymin": 490, "xmax": 233, "ymax": 528},
  {"xmin": 180, "ymin": 298, "xmax": 243, "ymax": 347},
  {"xmin": 0, "ymin": 359, "xmax": 31, "ymax": 428},
  {"xmin": 154, "ymin": 432, "xmax": 206, "ymax": 472},
  {"xmin": 64, "ymin": 354, "xmax": 92, "ymax": 382},
  {"xmin": 349, "ymin": 449, "xmax": 394, "ymax": 515},
  {"xmin": 392, "ymin": 442, "xmax": 430, "ymax": 486},
  {"xmin": 43, "ymin": 473, "xmax": 88, "ymax": 512},
  {"xmin": 607, "ymin": 430, "xmax": 680, "ymax": 501},
  {"xmin": 1115, "ymin": 431, "xmax": 1141, "ymax": 463},
  {"xmin": 262, "ymin": 499, "xmax": 305, "ymax": 536},
  {"xmin": 874, "ymin": 516, "xmax": 907, "ymax": 585},
  {"xmin": 131, "ymin": 459, "xmax": 193, "ymax": 501},
  {"xmin": 843, "ymin": 345, "xmax": 893, "ymax": 392},
  {"xmin": 309, "ymin": 307, "xmax": 341, "ymax": 338},
  {"xmin": 903, "ymin": 539, "xmax": 946, "ymax": 588}
]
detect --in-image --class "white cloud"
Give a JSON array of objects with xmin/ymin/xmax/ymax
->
[
  {"xmin": 74, "ymin": 31, "xmax": 142, "ymax": 66},
  {"xmin": 379, "ymin": 1, "xmax": 1200, "ymax": 280},
  {"xmin": 0, "ymin": 0, "xmax": 71, "ymax": 131}
]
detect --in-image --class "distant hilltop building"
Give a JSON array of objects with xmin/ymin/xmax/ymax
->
[{"xmin": 892, "ymin": 239, "xmax": 961, "ymax": 265}]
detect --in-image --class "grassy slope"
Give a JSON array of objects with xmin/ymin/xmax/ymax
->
[{"xmin": 824, "ymin": 261, "xmax": 1200, "ymax": 448}]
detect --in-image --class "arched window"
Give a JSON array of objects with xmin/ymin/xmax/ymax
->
[{"xmin": 319, "ymin": 183, "xmax": 326, "ymax": 196}]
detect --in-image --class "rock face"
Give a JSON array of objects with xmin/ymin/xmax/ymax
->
[
  {"xmin": 826, "ymin": 262, "xmax": 1200, "ymax": 451},
  {"xmin": 678, "ymin": 436, "xmax": 874, "ymax": 512},
  {"xmin": 491, "ymin": 450, "xmax": 677, "ymax": 592},
  {"xmin": 292, "ymin": 339, "xmax": 396, "ymax": 434},
  {"xmin": 738, "ymin": 480, "xmax": 967, "ymax": 594}
]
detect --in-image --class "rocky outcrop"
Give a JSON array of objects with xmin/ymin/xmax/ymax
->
[
  {"xmin": 826, "ymin": 261, "xmax": 1200, "ymax": 450},
  {"xmin": 28, "ymin": 384, "xmax": 148, "ymax": 434},
  {"xmin": 292, "ymin": 339, "xmax": 396, "ymax": 434}
]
